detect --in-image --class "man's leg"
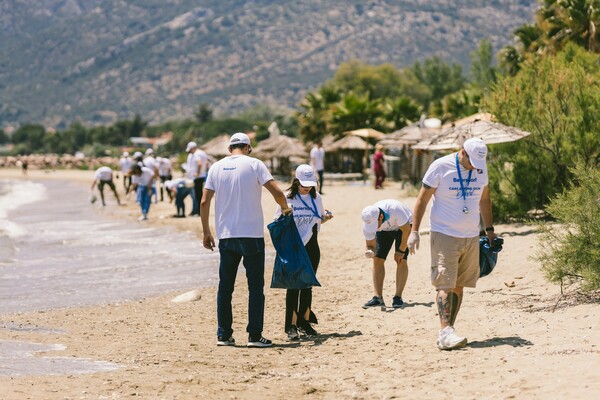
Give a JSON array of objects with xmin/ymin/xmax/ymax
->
[
  {"xmin": 217, "ymin": 239, "xmax": 242, "ymax": 340},
  {"xmin": 240, "ymin": 238, "xmax": 266, "ymax": 339},
  {"xmin": 108, "ymin": 181, "xmax": 120, "ymax": 205},
  {"xmin": 98, "ymin": 182, "xmax": 106, "ymax": 206},
  {"xmin": 436, "ymin": 287, "xmax": 464, "ymax": 329},
  {"xmin": 317, "ymin": 170, "xmax": 324, "ymax": 194},
  {"xmin": 394, "ymin": 258, "xmax": 408, "ymax": 298},
  {"xmin": 372, "ymin": 257, "xmax": 385, "ymax": 297}
]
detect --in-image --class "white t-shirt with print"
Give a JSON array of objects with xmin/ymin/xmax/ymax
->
[
  {"xmin": 364, "ymin": 199, "xmax": 413, "ymax": 240},
  {"xmin": 132, "ymin": 167, "xmax": 155, "ymax": 187},
  {"xmin": 205, "ymin": 155, "xmax": 273, "ymax": 239},
  {"xmin": 143, "ymin": 156, "xmax": 157, "ymax": 171},
  {"xmin": 422, "ymin": 153, "xmax": 488, "ymax": 238},
  {"xmin": 310, "ymin": 146, "xmax": 325, "ymax": 171},
  {"xmin": 186, "ymin": 149, "xmax": 209, "ymax": 179},
  {"xmin": 158, "ymin": 158, "xmax": 172, "ymax": 176},
  {"xmin": 274, "ymin": 191, "xmax": 324, "ymax": 245},
  {"xmin": 95, "ymin": 166, "xmax": 113, "ymax": 181}
]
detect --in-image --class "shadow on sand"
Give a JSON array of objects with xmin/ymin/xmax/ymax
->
[{"xmin": 468, "ymin": 336, "xmax": 533, "ymax": 349}]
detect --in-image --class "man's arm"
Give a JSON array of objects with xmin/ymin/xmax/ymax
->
[
  {"xmin": 411, "ymin": 184, "xmax": 435, "ymax": 232},
  {"xmin": 263, "ymin": 180, "xmax": 291, "ymax": 214},
  {"xmin": 408, "ymin": 184, "xmax": 435, "ymax": 254},
  {"xmin": 200, "ymin": 188, "xmax": 215, "ymax": 250},
  {"xmin": 479, "ymin": 185, "xmax": 497, "ymax": 240},
  {"xmin": 90, "ymin": 179, "xmax": 97, "ymax": 190}
]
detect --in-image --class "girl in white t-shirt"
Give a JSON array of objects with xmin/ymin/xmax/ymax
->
[{"xmin": 274, "ymin": 164, "xmax": 333, "ymax": 340}]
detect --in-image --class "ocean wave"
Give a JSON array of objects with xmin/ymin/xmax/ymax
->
[{"xmin": 0, "ymin": 180, "xmax": 47, "ymax": 237}]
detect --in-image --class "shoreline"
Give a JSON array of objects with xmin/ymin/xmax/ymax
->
[{"xmin": 1, "ymin": 168, "xmax": 599, "ymax": 399}]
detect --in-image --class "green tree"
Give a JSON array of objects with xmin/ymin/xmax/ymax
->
[
  {"xmin": 0, "ymin": 128, "xmax": 7, "ymax": 145},
  {"xmin": 535, "ymin": 161, "xmax": 600, "ymax": 291},
  {"xmin": 11, "ymin": 124, "xmax": 46, "ymax": 153},
  {"xmin": 331, "ymin": 60, "xmax": 404, "ymax": 100},
  {"xmin": 195, "ymin": 103, "xmax": 214, "ymax": 124},
  {"xmin": 485, "ymin": 44, "xmax": 600, "ymax": 219},
  {"xmin": 470, "ymin": 39, "xmax": 497, "ymax": 93},
  {"xmin": 329, "ymin": 93, "xmax": 384, "ymax": 136},
  {"xmin": 412, "ymin": 56, "xmax": 465, "ymax": 108},
  {"xmin": 382, "ymin": 97, "xmax": 422, "ymax": 130},
  {"xmin": 297, "ymin": 91, "xmax": 330, "ymax": 143}
]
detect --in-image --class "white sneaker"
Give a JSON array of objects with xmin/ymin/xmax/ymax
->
[{"xmin": 437, "ymin": 326, "xmax": 467, "ymax": 350}]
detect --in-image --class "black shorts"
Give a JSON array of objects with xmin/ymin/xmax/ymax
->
[
  {"xmin": 375, "ymin": 230, "xmax": 409, "ymax": 260},
  {"xmin": 98, "ymin": 180, "xmax": 116, "ymax": 191}
]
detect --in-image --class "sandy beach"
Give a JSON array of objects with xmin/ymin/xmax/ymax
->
[{"xmin": 0, "ymin": 168, "xmax": 599, "ymax": 399}]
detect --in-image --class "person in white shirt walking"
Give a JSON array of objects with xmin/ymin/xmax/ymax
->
[
  {"xmin": 310, "ymin": 140, "xmax": 325, "ymax": 194},
  {"xmin": 273, "ymin": 164, "xmax": 333, "ymax": 340},
  {"xmin": 361, "ymin": 199, "xmax": 413, "ymax": 309},
  {"xmin": 118, "ymin": 152, "xmax": 133, "ymax": 192},
  {"xmin": 185, "ymin": 141, "xmax": 209, "ymax": 216},
  {"xmin": 90, "ymin": 166, "xmax": 121, "ymax": 206},
  {"xmin": 201, "ymin": 133, "xmax": 291, "ymax": 348},
  {"xmin": 408, "ymin": 138, "xmax": 497, "ymax": 350},
  {"xmin": 156, "ymin": 156, "xmax": 173, "ymax": 201}
]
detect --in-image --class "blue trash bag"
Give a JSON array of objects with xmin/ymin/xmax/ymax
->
[
  {"xmin": 267, "ymin": 214, "xmax": 321, "ymax": 289},
  {"xmin": 479, "ymin": 236, "xmax": 504, "ymax": 278}
]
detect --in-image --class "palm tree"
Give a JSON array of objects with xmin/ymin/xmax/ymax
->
[
  {"xmin": 329, "ymin": 93, "xmax": 384, "ymax": 136},
  {"xmin": 543, "ymin": 0, "xmax": 600, "ymax": 52},
  {"xmin": 297, "ymin": 91, "xmax": 329, "ymax": 143},
  {"xmin": 382, "ymin": 97, "xmax": 421, "ymax": 131}
]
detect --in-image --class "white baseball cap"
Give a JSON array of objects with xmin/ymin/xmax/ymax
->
[
  {"xmin": 361, "ymin": 205, "xmax": 381, "ymax": 238},
  {"xmin": 463, "ymin": 138, "xmax": 488, "ymax": 170},
  {"xmin": 186, "ymin": 141, "xmax": 197, "ymax": 152},
  {"xmin": 145, "ymin": 148, "xmax": 154, "ymax": 155},
  {"xmin": 229, "ymin": 132, "xmax": 251, "ymax": 146},
  {"xmin": 122, "ymin": 151, "xmax": 129, "ymax": 157},
  {"xmin": 133, "ymin": 151, "xmax": 143, "ymax": 159},
  {"xmin": 295, "ymin": 164, "xmax": 317, "ymax": 187}
]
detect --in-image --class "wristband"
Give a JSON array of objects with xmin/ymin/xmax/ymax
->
[{"xmin": 485, "ymin": 226, "xmax": 495, "ymax": 233}]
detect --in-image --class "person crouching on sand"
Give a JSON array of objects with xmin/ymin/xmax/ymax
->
[{"xmin": 127, "ymin": 164, "xmax": 156, "ymax": 221}]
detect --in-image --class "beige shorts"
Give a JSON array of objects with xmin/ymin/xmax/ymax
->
[{"xmin": 430, "ymin": 231, "xmax": 479, "ymax": 290}]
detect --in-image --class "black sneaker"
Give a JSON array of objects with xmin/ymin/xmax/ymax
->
[
  {"xmin": 363, "ymin": 296, "xmax": 385, "ymax": 309},
  {"xmin": 216, "ymin": 336, "xmax": 235, "ymax": 346},
  {"xmin": 286, "ymin": 325, "xmax": 300, "ymax": 341},
  {"xmin": 392, "ymin": 296, "xmax": 404, "ymax": 308},
  {"xmin": 247, "ymin": 336, "xmax": 272, "ymax": 348},
  {"xmin": 298, "ymin": 322, "xmax": 318, "ymax": 337}
]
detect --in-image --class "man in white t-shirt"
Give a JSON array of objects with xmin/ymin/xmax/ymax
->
[
  {"xmin": 118, "ymin": 152, "xmax": 133, "ymax": 192},
  {"xmin": 408, "ymin": 138, "xmax": 497, "ymax": 350},
  {"xmin": 201, "ymin": 132, "xmax": 291, "ymax": 349},
  {"xmin": 90, "ymin": 166, "xmax": 121, "ymax": 206},
  {"xmin": 310, "ymin": 140, "xmax": 325, "ymax": 194},
  {"xmin": 361, "ymin": 199, "xmax": 413, "ymax": 309},
  {"xmin": 156, "ymin": 156, "xmax": 173, "ymax": 202},
  {"xmin": 185, "ymin": 141, "xmax": 209, "ymax": 216}
]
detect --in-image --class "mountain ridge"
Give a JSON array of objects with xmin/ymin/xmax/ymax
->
[{"xmin": 0, "ymin": 0, "xmax": 538, "ymax": 128}]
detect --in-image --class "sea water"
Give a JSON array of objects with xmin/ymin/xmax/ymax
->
[{"xmin": 0, "ymin": 178, "xmax": 220, "ymax": 315}]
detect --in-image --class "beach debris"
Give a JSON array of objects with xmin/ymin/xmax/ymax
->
[
  {"xmin": 504, "ymin": 281, "xmax": 516, "ymax": 288},
  {"xmin": 171, "ymin": 289, "xmax": 202, "ymax": 303}
]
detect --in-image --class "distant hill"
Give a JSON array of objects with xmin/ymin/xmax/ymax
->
[{"xmin": 0, "ymin": 0, "xmax": 538, "ymax": 128}]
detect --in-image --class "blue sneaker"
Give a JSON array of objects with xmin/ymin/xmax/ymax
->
[
  {"xmin": 363, "ymin": 296, "xmax": 385, "ymax": 309},
  {"xmin": 392, "ymin": 296, "xmax": 404, "ymax": 308}
]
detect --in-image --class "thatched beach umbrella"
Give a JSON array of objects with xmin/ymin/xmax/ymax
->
[
  {"xmin": 201, "ymin": 135, "xmax": 231, "ymax": 158},
  {"xmin": 253, "ymin": 135, "xmax": 308, "ymax": 175},
  {"xmin": 413, "ymin": 118, "xmax": 531, "ymax": 151}
]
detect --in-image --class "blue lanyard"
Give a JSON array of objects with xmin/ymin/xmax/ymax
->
[
  {"xmin": 455, "ymin": 153, "xmax": 473, "ymax": 201},
  {"xmin": 297, "ymin": 194, "xmax": 323, "ymax": 220}
]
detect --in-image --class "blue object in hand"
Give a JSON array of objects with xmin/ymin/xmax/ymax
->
[{"xmin": 479, "ymin": 236, "xmax": 504, "ymax": 278}]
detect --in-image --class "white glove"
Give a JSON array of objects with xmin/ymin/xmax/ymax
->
[
  {"xmin": 407, "ymin": 231, "xmax": 420, "ymax": 254},
  {"xmin": 364, "ymin": 249, "xmax": 375, "ymax": 259}
]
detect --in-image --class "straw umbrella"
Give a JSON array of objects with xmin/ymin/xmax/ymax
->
[
  {"xmin": 413, "ymin": 119, "xmax": 531, "ymax": 151},
  {"xmin": 201, "ymin": 134, "xmax": 231, "ymax": 158},
  {"xmin": 253, "ymin": 135, "xmax": 308, "ymax": 175}
]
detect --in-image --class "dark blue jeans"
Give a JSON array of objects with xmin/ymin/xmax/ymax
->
[{"xmin": 217, "ymin": 238, "xmax": 265, "ymax": 339}]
